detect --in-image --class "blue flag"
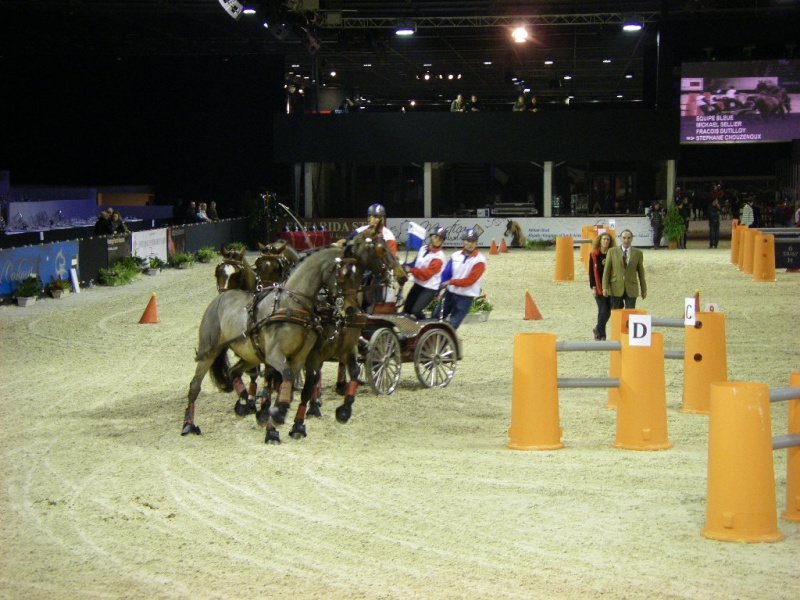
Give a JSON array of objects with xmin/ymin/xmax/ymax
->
[{"xmin": 407, "ymin": 221, "xmax": 426, "ymax": 251}]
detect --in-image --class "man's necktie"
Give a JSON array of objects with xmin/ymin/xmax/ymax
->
[{"xmin": 622, "ymin": 250, "xmax": 628, "ymax": 267}]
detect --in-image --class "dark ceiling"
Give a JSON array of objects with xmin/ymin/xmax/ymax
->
[{"xmin": 2, "ymin": 1, "xmax": 799, "ymax": 110}]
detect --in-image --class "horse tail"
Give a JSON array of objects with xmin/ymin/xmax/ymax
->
[{"xmin": 209, "ymin": 351, "xmax": 234, "ymax": 392}]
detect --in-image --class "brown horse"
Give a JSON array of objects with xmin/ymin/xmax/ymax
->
[
  {"xmin": 183, "ymin": 226, "xmax": 404, "ymax": 443},
  {"xmin": 214, "ymin": 246, "xmax": 259, "ymax": 292}
]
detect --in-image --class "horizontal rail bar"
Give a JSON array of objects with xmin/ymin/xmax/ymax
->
[
  {"xmin": 759, "ymin": 228, "xmax": 800, "ymax": 234},
  {"xmin": 773, "ymin": 433, "xmax": 800, "ymax": 450},
  {"xmin": 558, "ymin": 378, "xmax": 620, "ymax": 389},
  {"xmin": 651, "ymin": 318, "xmax": 685, "ymax": 328},
  {"xmin": 664, "ymin": 349, "xmax": 684, "ymax": 360},
  {"xmin": 556, "ymin": 341, "xmax": 621, "ymax": 352},
  {"xmin": 769, "ymin": 386, "xmax": 800, "ymax": 403}
]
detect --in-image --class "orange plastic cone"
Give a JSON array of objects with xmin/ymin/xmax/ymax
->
[
  {"xmin": 524, "ymin": 289, "xmax": 543, "ymax": 320},
  {"xmin": 489, "ymin": 239, "xmax": 499, "ymax": 255},
  {"xmin": 499, "ymin": 238, "xmax": 509, "ymax": 253},
  {"xmin": 139, "ymin": 292, "xmax": 160, "ymax": 324}
]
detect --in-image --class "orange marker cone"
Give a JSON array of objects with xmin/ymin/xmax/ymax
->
[
  {"xmin": 524, "ymin": 289, "xmax": 543, "ymax": 320},
  {"xmin": 499, "ymin": 238, "xmax": 509, "ymax": 253},
  {"xmin": 489, "ymin": 239, "xmax": 499, "ymax": 255},
  {"xmin": 139, "ymin": 292, "xmax": 160, "ymax": 324}
]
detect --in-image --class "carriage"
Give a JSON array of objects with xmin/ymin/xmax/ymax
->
[{"xmin": 358, "ymin": 310, "xmax": 462, "ymax": 395}]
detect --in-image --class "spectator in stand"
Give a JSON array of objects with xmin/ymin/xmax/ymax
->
[
  {"xmin": 206, "ymin": 201, "xmax": 220, "ymax": 221},
  {"xmin": 109, "ymin": 210, "xmax": 130, "ymax": 234},
  {"xmin": 450, "ymin": 94, "xmax": 465, "ymax": 112},
  {"xmin": 402, "ymin": 226, "xmax": 447, "ymax": 320},
  {"xmin": 466, "ymin": 94, "xmax": 481, "ymax": 111},
  {"xmin": 512, "ymin": 95, "xmax": 528, "ymax": 112},
  {"xmin": 794, "ymin": 201, "xmax": 800, "ymax": 226},
  {"xmin": 184, "ymin": 201, "xmax": 201, "ymax": 223},
  {"xmin": 94, "ymin": 209, "xmax": 114, "ymax": 236},
  {"xmin": 529, "ymin": 96, "xmax": 539, "ymax": 112},
  {"xmin": 196, "ymin": 203, "xmax": 211, "ymax": 222}
]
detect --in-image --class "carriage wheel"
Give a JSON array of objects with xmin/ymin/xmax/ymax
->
[
  {"xmin": 366, "ymin": 327, "xmax": 402, "ymax": 395},
  {"xmin": 413, "ymin": 328, "xmax": 457, "ymax": 389}
]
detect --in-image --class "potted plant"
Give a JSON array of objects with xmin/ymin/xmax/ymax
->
[
  {"xmin": 15, "ymin": 275, "xmax": 43, "ymax": 306},
  {"xmin": 662, "ymin": 203, "xmax": 686, "ymax": 250},
  {"xmin": 195, "ymin": 246, "xmax": 218, "ymax": 263},
  {"xmin": 144, "ymin": 256, "xmax": 166, "ymax": 275},
  {"xmin": 98, "ymin": 257, "xmax": 142, "ymax": 286},
  {"xmin": 46, "ymin": 277, "xmax": 71, "ymax": 299},
  {"xmin": 462, "ymin": 291, "xmax": 493, "ymax": 324},
  {"xmin": 170, "ymin": 251, "xmax": 194, "ymax": 269}
]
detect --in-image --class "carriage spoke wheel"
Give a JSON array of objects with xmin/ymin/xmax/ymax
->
[
  {"xmin": 366, "ymin": 327, "xmax": 402, "ymax": 395},
  {"xmin": 413, "ymin": 328, "xmax": 457, "ymax": 389}
]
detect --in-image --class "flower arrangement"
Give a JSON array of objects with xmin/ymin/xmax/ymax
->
[
  {"xmin": 469, "ymin": 292, "xmax": 493, "ymax": 314},
  {"xmin": 46, "ymin": 276, "xmax": 71, "ymax": 297}
]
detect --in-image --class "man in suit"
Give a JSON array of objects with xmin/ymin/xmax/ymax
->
[{"xmin": 601, "ymin": 229, "xmax": 647, "ymax": 309}]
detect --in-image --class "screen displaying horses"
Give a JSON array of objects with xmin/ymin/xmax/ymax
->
[{"xmin": 679, "ymin": 59, "xmax": 800, "ymax": 144}]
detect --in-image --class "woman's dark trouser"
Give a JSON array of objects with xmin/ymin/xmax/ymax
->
[
  {"xmin": 594, "ymin": 294, "xmax": 611, "ymax": 338},
  {"xmin": 653, "ymin": 226, "xmax": 663, "ymax": 247},
  {"xmin": 403, "ymin": 284, "xmax": 437, "ymax": 319}
]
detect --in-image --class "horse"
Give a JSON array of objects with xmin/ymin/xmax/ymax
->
[
  {"xmin": 214, "ymin": 245, "xmax": 259, "ymax": 293},
  {"xmin": 254, "ymin": 240, "xmax": 301, "ymax": 289},
  {"xmin": 748, "ymin": 93, "xmax": 787, "ymax": 122},
  {"xmin": 504, "ymin": 220, "xmax": 527, "ymax": 247},
  {"xmin": 183, "ymin": 226, "xmax": 403, "ymax": 443}
]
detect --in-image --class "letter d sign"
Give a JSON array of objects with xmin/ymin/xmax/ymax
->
[{"xmin": 628, "ymin": 315, "xmax": 652, "ymax": 347}]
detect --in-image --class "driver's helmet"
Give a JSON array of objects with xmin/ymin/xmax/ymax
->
[
  {"xmin": 462, "ymin": 228, "xmax": 479, "ymax": 242},
  {"xmin": 431, "ymin": 225, "xmax": 447, "ymax": 238},
  {"xmin": 367, "ymin": 203, "xmax": 387, "ymax": 218}
]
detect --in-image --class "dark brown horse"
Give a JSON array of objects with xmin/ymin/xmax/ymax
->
[
  {"xmin": 214, "ymin": 246, "xmax": 259, "ymax": 293},
  {"xmin": 183, "ymin": 226, "xmax": 404, "ymax": 443}
]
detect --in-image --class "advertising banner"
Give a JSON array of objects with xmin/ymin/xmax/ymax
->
[
  {"xmin": 106, "ymin": 234, "xmax": 131, "ymax": 265},
  {"xmin": 0, "ymin": 241, "xmax": 79, "ymax": 295},
  {"xmin": 132, "ymin": 228, "xmax": 168, "ymax": 262}
]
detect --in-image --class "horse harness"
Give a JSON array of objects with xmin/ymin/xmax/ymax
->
[{"xmin": 244, "ymin": 256, "xmax": 366, "ymax": 362}]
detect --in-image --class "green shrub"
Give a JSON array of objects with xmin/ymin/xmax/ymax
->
[
  {"xmin": 169, "ymin": 251, "xmax": 194, "ymax": 267},
  {"xmin": 525, "ymin": 238, "xmax": 556, "ymax": 250},
  {"xmin": 195, "ymin": 246, "xmax": 218, "ymax": 262},
  {"xmin": 15, "ymin": 275, "xmax": 44, "ymax": 297},
  {"xmin": 469, "ymin": 292, "xmax": 493, "ymax": 314},
  {"xmin": 46, "ymin": 277, "xmax": 71, "ymax": 294},
  {"xmin": 98, "ymin": 258, "xmax": 141, "ymax": 286},
  {"xmin": 149, "ymin": 256, "xmax": 166, "ymax": 269}
]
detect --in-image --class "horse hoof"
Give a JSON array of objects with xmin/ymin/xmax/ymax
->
[
  {"xmin": 256, "ymin": 408, "xmax": 271, "ymax": 427},
  {"xmin": 335, "ymin": 405, "xmax": 351, "ymax": 424},
  {"xmin": 265, "ymin": 429, "xmax": 281, "ymax": 444},
  {"xmin": 290, "ymin": 423, "xmax": 307, "ymax": 439},
  {"xmin": 269, "ymin": 406, "xmax": 287, "ymax": 425},
  {"xmin": 307, "ymin": 401, "xmax": 322, "ymax": 418},
  {"xmin": 233, "ymin": 400, "xmax": 252, "ymax": 418},
  {"xmin": 181, "ymin": 422, "xmax": 202, "ymax": 436}
]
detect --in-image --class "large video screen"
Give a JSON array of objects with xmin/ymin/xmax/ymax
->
[{"xmin": 680, "ymin": 59, "xmax": 800, "ymax": 144}]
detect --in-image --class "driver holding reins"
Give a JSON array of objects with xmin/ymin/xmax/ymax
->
[{"xmin": 345, "ymin": 203, "xmax": 397, "ymax": 256}]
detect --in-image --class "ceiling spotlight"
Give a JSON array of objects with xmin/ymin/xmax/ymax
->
[
  {"xmin": 512, "ymin": 26, "xmax": 529, "ymax": 43},
  {"xmin": 623, "ymin": 16, "xmax": 643, "ymax": 32},
  {"xmin": 625, "ymin": 72, "xmax": 633, "ymax": 79},
  {"xmin": 242, "ymin": 6, "xmax": 256, "ymax": 15},
  {"xmin": 329, "ymin": 70, "xmax": 336, "ymax": 77},
  {"xmin": 544, "ymin": 60, "xmax": 554, "ymax": 65},
  {"xmin": 395, "ymin": 21, "xmax": 416, "ymax": 36},
  {"xmin": 424, "ymin": 73, "xmax": 431, "ymax": 81},
  {"xmin": 603, "ymin": 59, "xmax": 611, "ymax": 64},
  {"xmin": 563, "ymin": 74, "xmax": 572, "ymax": 80}
]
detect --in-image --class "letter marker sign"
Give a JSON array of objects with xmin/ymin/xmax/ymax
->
[
  {"xmin": 684, "ymin": 297, "xmax": 697, "ymax": 326},
  {"xmin": 628, "ymin": 315, "xmax": 652, "ymax": 347}
]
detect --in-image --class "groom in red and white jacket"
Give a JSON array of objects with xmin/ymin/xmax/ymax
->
[{"xmin": 402, "ymin": 225, "xmax": 447, "ymax": 319}]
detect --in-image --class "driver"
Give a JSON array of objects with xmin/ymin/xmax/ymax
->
[{"xmin": 347, "ymin": 203, "xmax": 397, "ymax": 256}]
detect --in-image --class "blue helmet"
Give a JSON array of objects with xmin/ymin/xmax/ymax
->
[
  {"xmin": 431, "ymin": 225, "xmax": 447, "ymax": 238},
  {"xmin": 367, "ymin": 203, "xmax": 386, "ymax": 217},
  {"xmin": 461, "ymin": 228, "xmax": 479, "ymax": 242}
]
